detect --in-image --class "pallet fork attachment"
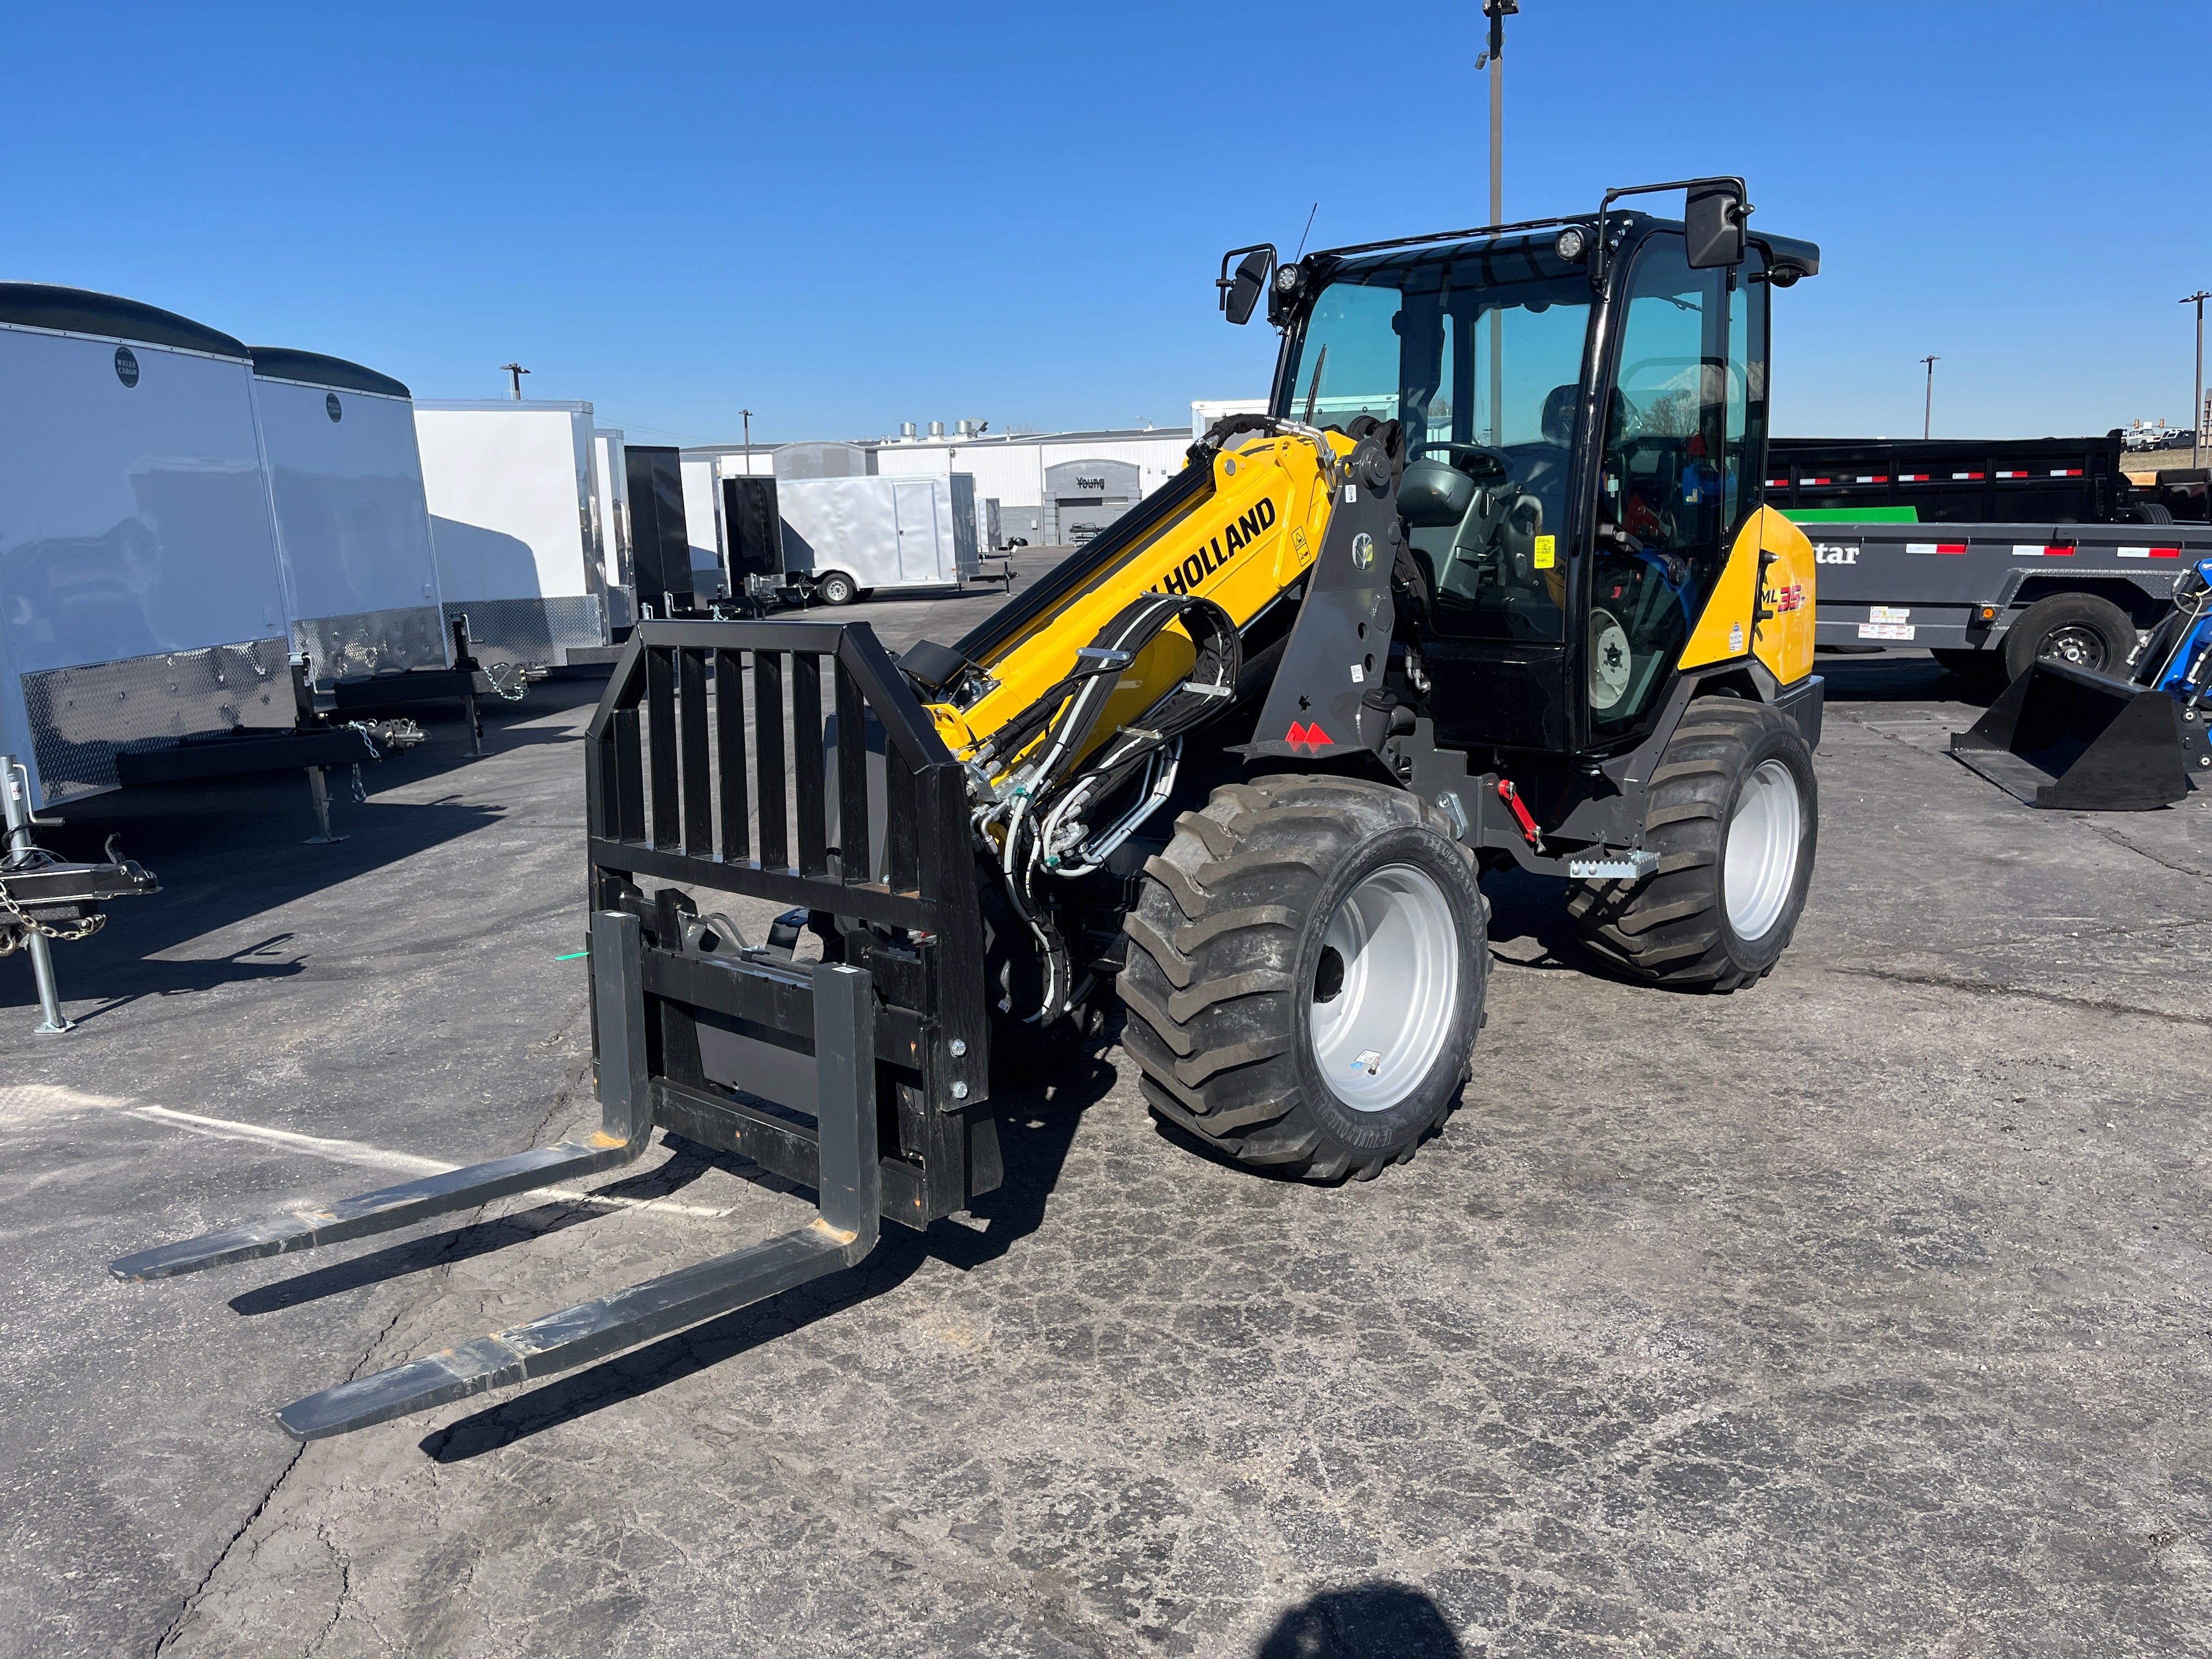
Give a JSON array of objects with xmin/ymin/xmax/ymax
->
[
  {"xmin": 111, "ymin": 911, "xmax": 881, "ymax": 1440},
  {"xmin": 110, "ymin": 619, "xmax": 994, "ymax": 1440}
]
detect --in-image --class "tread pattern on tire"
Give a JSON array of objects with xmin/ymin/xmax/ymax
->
[
  {"xmin": 1566, "ymin": 697, "xmax": 1811, "ymax": 992},
  {"xmin": 1118, "ymin": 775, "xmax": 1484, "ymax": 1182}
]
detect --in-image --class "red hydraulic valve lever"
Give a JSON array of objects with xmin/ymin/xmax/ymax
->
[{"xmin": 1497, "ymin": 778, "xmax": 1542, "ymax": 848}]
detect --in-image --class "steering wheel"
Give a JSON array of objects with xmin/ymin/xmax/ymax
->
[{"xmin": 1407, "ymin": 440, "xmax": 1513, "ymax": 482}]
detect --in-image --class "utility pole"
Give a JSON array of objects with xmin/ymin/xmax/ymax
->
[
  {"xmin": 2183, "ymin": 291, "xmax": 2209, "ymax": 471},
  {"xmin": 1479, "ymin": 1, "xmax": 1517, "ymax": 445},
  {"xmin": 1920, "ymin": 355, "xmax": 1939, "ymax": 440},
  {"xmin": 501, "ymin": 362, "xmax": 529, "ymax": 400}
]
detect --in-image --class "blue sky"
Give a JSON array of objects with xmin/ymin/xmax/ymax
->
[{"xmin": 7, "ymin": 2, "xmax": 2208, "ymax": 445}]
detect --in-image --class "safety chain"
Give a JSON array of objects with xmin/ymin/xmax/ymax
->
[
  {"xmin": 0, "ymin": 873, "xmax": 105, "ymax": 951},
  {"xmin": 482, "ymin": 661, "xmax": 529, "ymax": 703}
]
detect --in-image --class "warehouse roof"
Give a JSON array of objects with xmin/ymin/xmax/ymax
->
[
  {"xmin": 249, "ymin": 347, "xmax": 411, "ymax": 399},
  {"xmin": 0, "ymin": 283, "xmax": 249, "ymax": 359},
  {"xmin": 685, "ymin": 424, "xmax": 1188, "ymax": 458}
]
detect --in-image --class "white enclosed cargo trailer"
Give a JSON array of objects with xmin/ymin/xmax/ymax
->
[
  {"xmin": 680, "ymin": 456, "xmax": 726, "ymax": 602},
  {"xmin": 246, "ymin": 348, "xmax": 449, "ymax": 685},
  {"xmin": 413, "ymin": 400, "xmax": 610, "ymax": 667},
  {"xmin": 589, "ymin": 426, "xmax": 632, "ymax": 628},
  {"xmin": 778, "ymin": 473, "xmax": 980, "ymax": 603},
  {"xmin": 0, "ymin": 285, "xmax": 296, "ymax": 808}
]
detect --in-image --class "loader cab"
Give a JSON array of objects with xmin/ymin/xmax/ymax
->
[{"xmin": 1266, "ymin": 208, "xmax": 1805, "ymax": 760}]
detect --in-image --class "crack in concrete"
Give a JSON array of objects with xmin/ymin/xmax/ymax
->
[
  {"xmin": 2081, "ymin": 818, "xmax": 2212, "ymax": 880},
  {"xmin": 151, "ymin": 1441, "xmax": 306, "ymax": 1655},
  {"xmin": 302, "ymin": 1522, "xmax": 352, "ymax": 1658},
  {"xmin": 1829, "ymin": 963, "xmax": 2212, "ymax": 1030},
  {"xmin": 151, "ymin": 1053, "xmax": 602, "ymax": 1656}
]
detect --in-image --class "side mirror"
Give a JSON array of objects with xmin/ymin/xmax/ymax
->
[
  {"xmin": 1684, "ymin": 178, "xmax": 1748, "ymax": 269},
  {"xmin": 1218, "ymin": 246, "xmax": 1274, "ymax": 325}
]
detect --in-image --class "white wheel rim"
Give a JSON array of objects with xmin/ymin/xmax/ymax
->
[
  {"xmin": 1308, "ymin": 863, "xmax": 1460, "ymax": 1113},
  {"xmin": 1724, "ymin": 759, "xmax": 1801, "ymax": 941},
  {"xmin": 1590, "ymin": 610, "xmax": 1631, "ymax": 710}
]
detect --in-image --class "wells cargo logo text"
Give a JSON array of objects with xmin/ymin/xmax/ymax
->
[{"xmin": 1154, "ymin": 498, "xmax": 1276, "ymax": 595}]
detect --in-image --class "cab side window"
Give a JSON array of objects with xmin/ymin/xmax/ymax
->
[{"xmin": 1588, "ymin": 239, "xmax": 1731, "ymax": 739}]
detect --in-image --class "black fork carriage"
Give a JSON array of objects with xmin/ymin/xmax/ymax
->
[{"xmin": 110, "ymin": 619, "xmax": 998, "ymax": 1440}]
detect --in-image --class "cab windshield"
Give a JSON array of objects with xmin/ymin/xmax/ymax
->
[{"xmin": 1274, "ymin": 238, "xmax": 1594, "ymax": 643}]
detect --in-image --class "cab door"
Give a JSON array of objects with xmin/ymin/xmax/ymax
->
[{"xmin": 1575, "ymin": 234, "xmax": 1766, "ymax": 749}]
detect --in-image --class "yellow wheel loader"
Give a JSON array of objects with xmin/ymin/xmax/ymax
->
[{"xmin": 112, "ymin": 179, "xmax": 1825, "ymax": 1437}]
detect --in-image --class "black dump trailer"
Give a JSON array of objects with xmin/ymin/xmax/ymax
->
[
  {"xmin": 1808, "ymin": 520, "xmax": 2212, "ymax": 682},
  {"xmin": 1766, "ymin": 433, "xmax": 2200, "ymax": 527},
  {"xmin": 1770, "ymin": 435, "xmax": 2212, "ymax": 681}
]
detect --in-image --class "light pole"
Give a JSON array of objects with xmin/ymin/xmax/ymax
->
[
  {"xmin": 501, "ymin": 362, "xmax": 529, "ymax": 400},
  {"xmin": 1479, "ymin": 1, "xmax": 1517, "ymax": 445},
  {"xmin": 742, "ymin": 407, "xmax": 754, "ymax": 459},
  {"xmin": 1920, "ymin": 354, "xmax": 1939, "ymax": 440},
  {"xmin": 2183, "ymin": 291, "xmax": 2209, "ymax": 471}
]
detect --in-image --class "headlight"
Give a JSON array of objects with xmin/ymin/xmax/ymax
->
[
  {"xmin": 1274, "ymin": 263, "xmax": 1301, "ymax": 294},
  {"xmin": 1554, "ymin": 225, "xmax": 1588, "ymax": 263}
]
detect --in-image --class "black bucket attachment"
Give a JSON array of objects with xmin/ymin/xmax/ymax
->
[{"xmin": 1949, "ymin": 657, "xmax": 2207, "ymax": 810}]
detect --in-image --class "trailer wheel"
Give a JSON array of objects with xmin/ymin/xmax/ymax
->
[
  {"xmin": 1567, "ymin": 696, "xmax": 1816, "ymax": 992},
  {"xmin": 1119, "ymin": 776, "xmax": 1487, "ymax": 1182},
  {"xmin": 816, "ymin": 572, "xmax": 859, "ymax": 606},
  {"xmin": 2001, "ymin": 592, "xmax": 2135, "ymax": 681}
]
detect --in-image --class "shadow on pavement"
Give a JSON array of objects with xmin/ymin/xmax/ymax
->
[
  {"xmin": 0, "ymin": 684, "xmax": 610, "ymax": 1025},
  {"xmin": 1816, "ymin": 647, "xmax": 2002, "ymax": 709},
  {"xmin": 1252, "ymin": 1581, "xmax": 1465, "ymax": 1658},
  {"xmin": 225, "ymin": 1139, "xmax": 741, "ymax": 1317}
]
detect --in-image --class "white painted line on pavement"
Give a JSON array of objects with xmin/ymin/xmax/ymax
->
[{"xmin": 125, "ymin": 1103, "xmax": 736, "ymax": 1220}]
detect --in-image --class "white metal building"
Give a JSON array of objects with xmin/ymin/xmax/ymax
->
[{"xmin": 687, "ymin": 400, "xmax": 1261, "ymax": 545}]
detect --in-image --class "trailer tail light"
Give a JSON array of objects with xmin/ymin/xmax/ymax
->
[{"xmin": 2044, "ymin": 545, "xmax": 2076, "ymax": 557}]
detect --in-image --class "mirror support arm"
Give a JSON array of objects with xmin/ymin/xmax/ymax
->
[{"xmin": 1588, "ymin": 177, "xmax": 1750, "ymax": 290}]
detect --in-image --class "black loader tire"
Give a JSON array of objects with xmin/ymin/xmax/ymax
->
[
  {"xmin": 1567, "ymin": 696, "xmax": 1816, "ymax": 992},
  {"xmin": 2000, "ymin": 591, "xmax": 2135, "ymax": 681},
  {"xmin": 1119, "ymin": 776, "xmax": 1488, "ymax": 1182},
  {"xmin": 1930, "ymin": 648, "xmax": 2006, "ymax": 685},
  {"xmin": 817, "ymin": 571, "xmax": 859, "ymax": 606}
]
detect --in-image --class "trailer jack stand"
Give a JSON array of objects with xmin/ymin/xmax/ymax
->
[
  {"xmin": 302, "ymin": 766, "xmax": 347, "ymax": 844},
  {"xmin": 109, "ymin": 910, "xmax": 883, "ymax": 1441}
]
